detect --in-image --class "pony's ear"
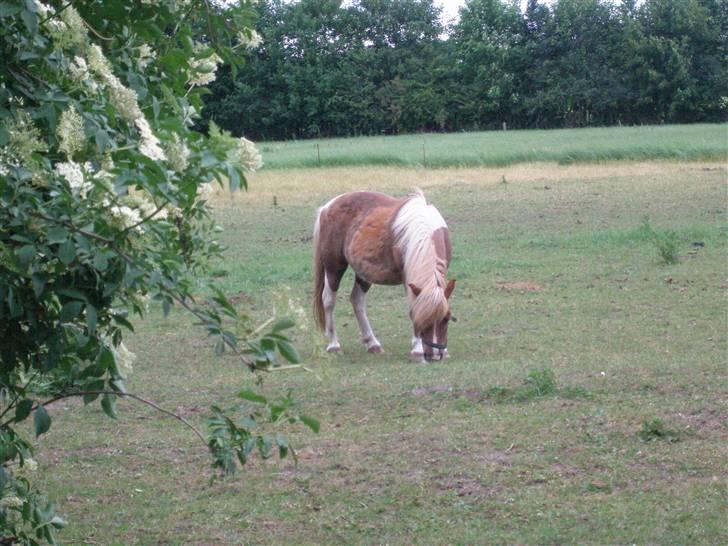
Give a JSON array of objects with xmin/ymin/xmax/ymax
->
[
  {"xmin": 445, "ymin": 279, "xmax": 456, "ymax": 299},
  {"xmin": 408, "ymin": 283, "xmax": 422, "ymax": 297}
]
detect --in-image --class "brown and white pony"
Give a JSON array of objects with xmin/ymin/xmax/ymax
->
[{"xmin": 313, "ymin": 190, "xmax": 455, "ymax": 362}]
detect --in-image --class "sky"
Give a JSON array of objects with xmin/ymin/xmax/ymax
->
[{"xmin": 435, "ymin": 0, "xmax": 467, "ymax": 24}]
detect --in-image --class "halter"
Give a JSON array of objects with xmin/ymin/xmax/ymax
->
[{"xmin": 422, "ymin": 338, "xmax": 447, "ymax": 351}]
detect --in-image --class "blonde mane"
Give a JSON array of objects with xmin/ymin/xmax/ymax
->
[{"xmin": 392, "ymin": 190, "xmax": 449, "ymax": 330}]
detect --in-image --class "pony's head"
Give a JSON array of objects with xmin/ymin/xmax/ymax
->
[{"xmin": 409, "ymin": 278, "xmax": 456, "ymax": 362}]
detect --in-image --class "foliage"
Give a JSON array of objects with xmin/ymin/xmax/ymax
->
[
  {"xmin": 205, "ymin": 0, "xmax": 727, "ymax": 139},
  {"xmin": 0, "ymin": 1, "xmax": 311, "ymax": 543},
  {"xmin": 208, "ymin": 388, "xmax": 320, "ymax": 475},
  {"xmin": 485, "ymin": 368, "xmax": 558, "ymax": 403},
  {"xmin": 641, "ymin": 216, "xmax": 681, "ymax": 264},
  {"xmin": 638, "ymin": 418, "xmax": 681, "ymax": 442}
]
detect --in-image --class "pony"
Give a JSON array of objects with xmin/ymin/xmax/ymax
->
[{"xmin": 312, "ymin": 190, "xmax": 455, "ymax": 362}]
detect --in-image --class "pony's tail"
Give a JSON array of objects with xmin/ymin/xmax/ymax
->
[{"xmin": 312, "ymin": 211, "xmax": 326, "ymax": 331}]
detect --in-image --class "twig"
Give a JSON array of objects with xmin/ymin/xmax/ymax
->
[
  {"xmin": 1, "ymin": 391, "xmax": 208, "ymax": 449},
  {"xmin": 30, "ymin": 208, "xmax": 266, "ymax": 373}
]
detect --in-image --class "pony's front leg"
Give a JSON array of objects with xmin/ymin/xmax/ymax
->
[
  {"xmin": 350, "ymin": 278, "xmax": 383, "ymax": 353},
  {"xmin": 322, "ymin": 273, "xmax": 342, "ymax": 353},
  {"xmin": 410, "ymin": 334, "xmax": 424, "ymax": 360}
]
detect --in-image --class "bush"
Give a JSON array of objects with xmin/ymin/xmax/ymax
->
[
  {"xmin": 0, "ymin": 1, "xmax": 309, "ymax": 543},
  {"xmin": 641, "ymin": 217, "xmax": 681, "ymax": 264}
]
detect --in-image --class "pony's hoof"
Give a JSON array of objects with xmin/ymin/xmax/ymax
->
[
  {"xmin": 367, "ymin": 345, "xmax": 383, "ymax": 354},
  {"xmin": 410, "ymin": 351, "xmax": 424, "ymax": 361},
  {"xmin": 326, "ymin": 345, "xmax": 341, "ymax": 354}
]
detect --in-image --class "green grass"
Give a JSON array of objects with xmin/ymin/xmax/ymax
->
[
  {"xmin": 34, "ymin": 160, "xmax": 727, "ymax": 544},
  {"xmin": 259, "ymin": 123, "xmax": 728, "ymax": 169}
]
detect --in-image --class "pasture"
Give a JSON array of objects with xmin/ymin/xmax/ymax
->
[
  {"xmin": 260, "ymin": 123, "xmax": 727, "ymax": 169},
  {"xmin": 38, "ymin": 160, "xmax": 726, "ymax": 543}
]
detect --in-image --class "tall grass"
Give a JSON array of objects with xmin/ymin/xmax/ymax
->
[{"xmin": 259, "ymin": 123, "xmax": 728, "ymax": 169}]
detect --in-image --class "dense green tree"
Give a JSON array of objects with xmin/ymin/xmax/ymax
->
[
  {"xmin": 204, "ymin": 0, "xmax": 727, "ymax": 139},
  {"xmin": 447, "ymin": 0, "xmax": 523, "ymax": 130}
]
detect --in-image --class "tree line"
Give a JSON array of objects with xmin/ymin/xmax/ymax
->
[{"xmin": 203, "ymin": 0, "xmax": 727, "ymax": 140}]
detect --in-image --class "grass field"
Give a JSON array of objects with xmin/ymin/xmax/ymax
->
[
  {"xmin": 35, "ymin": 159, "xmax": 727, "ymax": 544},
  {"xmin": 259, "ymin": 124, "xmax": 728, "ymax": 169}
]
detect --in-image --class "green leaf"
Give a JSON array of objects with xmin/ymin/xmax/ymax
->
[
  {"xmin": 101, "ymin": 393, "xmax": 117, "ymax": 419},
  {"xmin": 51, "ymin": 516, "xmax": 68, "ymax": 529},
  {"xmin": 300, "ymin": 415, "xmax": 320, "ymax": 434},
  {"xmin": 238, "ymin": 389, "xmax": 267, "ymax": 405},
  {"xmin": 93, "ymin": 252, "xmax": 109, "ymax": 271},
  {"xmin": 0, "ymin": 3, "xmax": 23, "ymax": 18},
  {"xmin": 56, "ymin": 288, "xmax": 87, "ymax": 301},
  {"xmin": 46, "ymin": 227, "xmax": 69, "ymax": 244},
  {"xmin": 20, "ymin": 7, "xmax": 37, "ymax": 33},
  {"xmin": 15, "ymin": 244, "xmax": 36, "ymax": 266},
  {"xmin": 277, "ymin": 435, "xmax": 289, "ymax": 459},
  {"xmin": 271, "ymin": 318, "xmax": 295, "ymax": 333},
  {"xmin": 276, "ymin": 339, "xmax": 300, "ymax": 363},
  {"xmin": 31, "ymin": 274, "xmax": 47, "ymax": 298},
  {"xmin": 97, "ymin": 346, "xmax": 115, "ymax": 373},
  {"xmin": 83, "ymin": 380, "xmax": 104, "ymax": 404},
  {"xmin": 34, "ymin": 406, "xmax": 51, "ymax": 437},
  {"xmin": 15, "ymin": 399, "xmax": 34, "ymax": 422},
  {"xmin": 86, "ymin": 304, "xmax": 98, "ymax": 334},
  {"xmin": 60, "ymin": 300, "xmax": 84, "ymax": 322},
  {"xmin": 58, "ymin": 239, "xmax": 76, "ymax": 265},
  {"xmin": 95, "ymin": 129, "xmax": 111, "ymax": 153}
]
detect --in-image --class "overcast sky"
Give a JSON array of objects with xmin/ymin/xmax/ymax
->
[{"xmin": 436, "ymin": 0, "xmax": 467, "ymax": 23}]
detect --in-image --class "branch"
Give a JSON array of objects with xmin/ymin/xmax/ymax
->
[
  {"xmin": 31, "ymin": 210, "xmax": 136, "ymax": 267},
  {"xmin": 30, "ymin": 210, "xmax": 265, "ymax": 373},
  {"xmin": 119, "ymin": 202, "xmax": 169, "ymax": 236},
  {"xmin": 1, "ymin": 391, "xmax": 208, "ymax": 449}
]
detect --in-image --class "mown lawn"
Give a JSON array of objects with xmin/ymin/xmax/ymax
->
[{"xmin": 37, "ymin": 160, "xmax": 727, "ymax": 544}]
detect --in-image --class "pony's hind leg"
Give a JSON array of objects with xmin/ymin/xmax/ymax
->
[
  {"xmin": 350, "ymin": 277, "xmax": 383, "ymax": 353},
  {"xmin": 322, "ymin": 270, "xmax": 344, "ymax": 353}
]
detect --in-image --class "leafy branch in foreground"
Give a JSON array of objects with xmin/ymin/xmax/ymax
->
[{"xmin": 0, "ymin": 1, "xmax": 312, "ymax": 543}]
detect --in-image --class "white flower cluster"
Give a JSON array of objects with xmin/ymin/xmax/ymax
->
[
  {"xmin": 55, "ymin": 161, "xmax": 94, "ymax": 199},
  {"xmin": 109, "ymin": 204, "xmax": 142, "ymax": 230},
  {"xmin": 0, "ymin": 496, "xmax": 23, "ymax": 509},
  {"xmin": 188, "ymin": 43, "xmax": 223, "ymax": 87},
  {"xmin": 165, "ymin": 133, "xmax": 191, "ymax": 173},
  {"xmin": 68, "ymin": 56, "xmax": 99, "ymax": 93},
  {"xmin": 57, "ymin": 105, "xmax": 85, "ymax": 158},
  {"xmin": 197, "ymin": 182, "xmax": 216, "ymax": 201},
  {"xmin": 44, "ymin": 5, "xmax": 168, "ymax": 164},
  {"xmin": 237, "ymin": 29, "xmax": 263, "ymax": 50},
  {"xmin": 0, "ymin": 110, "xmax": 48, "ymax": 175},
  {"xmin": 114, "ymin": 341, "xmax": 136, "ymax": 376},
  {"xmin": 234, "ymin": 137, "xmax": 264, "ymax": 172},
  {"xmin": 137, "ymin": 44, "xmax": 156, "ymax": 70},
  {"xmin": 135, "ymin": 118, "xmax": 167, "ymax": 162},
  {"xmin": 101, "ymin": 336, "xmax": 136, "ymax": 377}
]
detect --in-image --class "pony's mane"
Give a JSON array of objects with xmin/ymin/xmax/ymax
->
[{"xmin": 392, "ymin": 190, "xmax": 449, "ymax": 330}]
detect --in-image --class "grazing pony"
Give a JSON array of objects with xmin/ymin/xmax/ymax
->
[{"xmin": 313, "ymin": 190, "xmax": 455, "ymax": 362}]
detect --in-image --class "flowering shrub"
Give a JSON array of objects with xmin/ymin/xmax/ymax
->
[{"xmin": 0, "ymin": 1, "xmax": 315, "ymax": 543}]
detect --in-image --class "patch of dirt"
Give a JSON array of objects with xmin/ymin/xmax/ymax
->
[
  {"xmin": 412, "ymin": 384, "xmax": 453, "ymax": 396},
  {"xmin": 497, "ymin": 281, "xmax": 544, "ymax": 292},
  {"xmin": 411, "ymin": 385, "xmax": 484, "ymax": 402},
  {"xmin": 173, "ymin": 404, "xmax": 204, "ymax": 418},
  {"xmin": 473, "ymin": 450, "xmax": 513, "ymax": 468},
  {"xmin": 432, "ymin": 473, "xmax": 495, "ymax": 499},
  {"xmin": 677, "ymin": 409, "xmax": 728, "ymax": 437}
]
